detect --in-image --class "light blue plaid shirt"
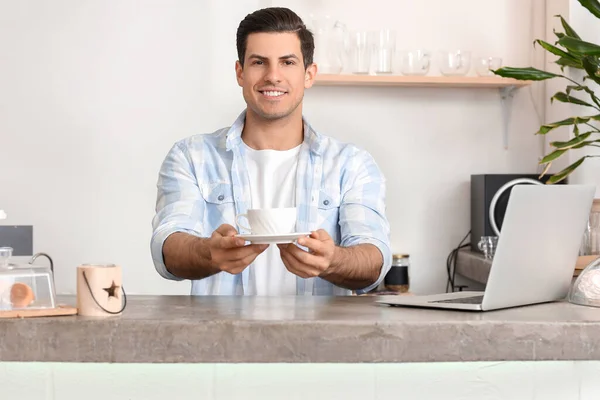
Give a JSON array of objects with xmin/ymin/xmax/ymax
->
[{"xmin": 151, "ymin": 110, "xmax": 392, "ymax": 295}]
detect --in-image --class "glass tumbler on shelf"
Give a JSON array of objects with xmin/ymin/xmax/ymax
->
[
  {"xmin": 311, "ymin": 16, "xmax": 346, "ymax": 74},
  {"xmin": 348, "ymin": 30, "xmax": 371, "ymax": 74},
  {"xmin": 478, "ymin": 236, "xmax": 498, "ymax": 260},
  {"xmin": 475, "ymin": 56, "xmax": 503, "ymax": 76},
  {"xmin": 399, "ymin": 50, "xmax": 431, "ymax": 75},
  {"xmin": 372, "ymin": 29, "xmax": 396, "ymax": 74},
  {"xmin": 439, "ymin": 50, "xmax": 471, "ymax": 76}
]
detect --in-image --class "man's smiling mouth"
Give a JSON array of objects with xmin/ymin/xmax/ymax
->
[{"xmin": 259, "ymin": 89, "xmax": 287, "ymax": 98}]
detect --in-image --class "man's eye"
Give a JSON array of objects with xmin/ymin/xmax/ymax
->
[
  {"xmin": 252, "ymin": 60, "xmax": 264, "ymax": 65},
  {"xmin": 284, "ymin": 61, "xmax": 295, "ymax": 65}
]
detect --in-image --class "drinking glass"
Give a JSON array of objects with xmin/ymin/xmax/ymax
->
[
  {"xmin": 399, "ymin": 50, "xmax": 431, "ymax": 75},
  {"xmin": 348, "ymin": 31, "xmax": 371, "ymax": 74},
  {"xmin": 439, "ymin": 50, "xmax": 471, "ymax": 76},
  {"xmin": 475, "ymin": 56, "xmax": 503, "ymax": 76},
  {"xmin": 478, "ymin": 236, "xmax": 499, "ymax": 260},
  {"xmin": 372, "ymin": 29, "xmax": 396, "ymax": 74}
]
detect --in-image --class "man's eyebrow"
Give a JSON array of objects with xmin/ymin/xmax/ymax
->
[
  {"xmin": 279, "ymin": 54, "xmax": 300, "ymax": 60},
  {"xmin": 248, "ymin": 54, "xmax": 268, "ymax": 61},
  {"xmin": 247, "ymin": 54, "xmax": 300, "ymax": 61}
]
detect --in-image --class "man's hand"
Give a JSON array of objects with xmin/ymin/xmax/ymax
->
[
  {"xmin": 209, "ymin": 224, "xmax": 268, "ymax": 275},
  {"xmin": 277, "ymin": 229, "xmax": 383, "ymax": 291},
  {"xmin": 277, "ymin": 229, "xmax": 336, "ymax": 278}
]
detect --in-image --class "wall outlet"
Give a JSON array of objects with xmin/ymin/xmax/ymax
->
[{"xmin": 0, "ymin": 225, "xmax": 33, "ymax": 256}]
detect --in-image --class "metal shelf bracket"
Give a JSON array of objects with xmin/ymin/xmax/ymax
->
[{"xmin": 500, "ymin": 85, "xmax": 517, "ymax": 150}]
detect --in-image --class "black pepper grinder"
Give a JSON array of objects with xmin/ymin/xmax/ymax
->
[{"xmin": 384, "ymin": 253, "xmax": 410, "ymax": 293}]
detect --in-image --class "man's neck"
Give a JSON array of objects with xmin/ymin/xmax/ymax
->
[{"xmin": 241, "ymin": 108, "xmax": 304, "ymax": 151}]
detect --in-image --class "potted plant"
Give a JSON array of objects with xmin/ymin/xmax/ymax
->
[{"xmin": 492, "ymin": 0, "xmax": 600, "ymax": 184}]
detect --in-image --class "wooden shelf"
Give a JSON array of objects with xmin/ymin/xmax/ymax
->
[{"xmin": 313, "ymin": 74, "xmax": 531, "ymax": 89}]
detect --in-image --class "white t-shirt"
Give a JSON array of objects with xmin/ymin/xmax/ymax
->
[{"xmin": 243, "ymin": 141, "xmax": 301, "ymax": 296}]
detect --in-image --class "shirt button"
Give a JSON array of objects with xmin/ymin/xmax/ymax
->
[
  {"xmin": 218, "ymin": 194, "xmax": 225, "ymax": 201},
  {"xmin": 323, "ymin": 200, "xmax": 330, "ymax": 206}
]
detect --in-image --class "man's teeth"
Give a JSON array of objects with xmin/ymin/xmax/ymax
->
[{"xmin": 263, "ymin": 91, "xmax": 285, "ymax": 97}]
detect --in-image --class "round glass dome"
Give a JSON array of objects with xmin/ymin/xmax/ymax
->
[{"xmin": 568, "ymin": 256, "xmax": 600, "ymax": 308}]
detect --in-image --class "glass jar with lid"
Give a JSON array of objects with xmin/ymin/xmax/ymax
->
[
  {"xmin": 0, "ymin": 246, "xmax": 56, "ymax": 311},
  {"xmin": 384, "ymin": 253, "xmax": 410, "ymax": 293}
]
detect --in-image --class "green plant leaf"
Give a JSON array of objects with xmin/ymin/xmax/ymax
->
[
  {"xmin": 577, "ymin": 0, "xmax": 600, "ymax": 19},
  {"xmin": 566, "ymin": 85, "xmax": 600, "ymax": 107},
  {"xmin": 549, "ymin": 131, "xmax": 593, "ymax": 149},
  {"xmin": 540, "ymin": 149, "xmax": 568, "ymax": 164},
  {"xmin": 556, "ymin": 56, "xmax": 584, "ymax": 69},
  {"xmin": 557, "ymin": 15, "xmax": 581, "ymax": 39},
  {"xmin": 581, "ymin": 56, "xmax": 600, "ymax": 85},
  {"xmin": 573, "ymin": 139, "xmax": 600, "ymax": 148},
  {"xmin": 492, "ymin": 67, "xmax": 560, "ymax": 80},
  {"xmin": 535, "ymin": 40, "xmax": 580, "ymax": 62},
  {"xmin": 558, "ymin": 36, "xmax": 600, "ymax": 55},
  {"xmin": 548, "ymin": 157, "xmax": 586, "ymax": 184},
  {"xmin": 551, "ymin": 92, "xmax": 597, "ymax": 108},
  {"xmin": 554, "ymin": 29, "xmax": 565, "ymax": 43},
  {"xmin": 539, "ymin": 161, "xmax": 553, "ymax": 179},
  {"xmin": 537, "ymin": 116, "xmax": 596, "ymax": 134}
]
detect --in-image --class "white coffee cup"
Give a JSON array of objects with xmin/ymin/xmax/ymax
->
[{"xmin": 235, "ymin": 208, "xmax": 297, "ymax": 235}]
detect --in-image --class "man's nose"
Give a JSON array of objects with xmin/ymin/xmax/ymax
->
[{"xmin": 264, "ymin": 64, "xmax": 282, "ymax": 83}]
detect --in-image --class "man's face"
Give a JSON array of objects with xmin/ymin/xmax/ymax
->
[{"xmin": 236, "ymin": 32, "xmax": 316, "ymax": 121}]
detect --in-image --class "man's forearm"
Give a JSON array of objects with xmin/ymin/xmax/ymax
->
[
  {"xmin": 319, "ymin": 244, "xmax": 383, "ymax": 290},
  {"xmin": 162, "ymin": 232, "xmax": 220, "ymax": 280}
]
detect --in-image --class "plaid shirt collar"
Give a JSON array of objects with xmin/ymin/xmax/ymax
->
[{"xmin": 222, "ymin": 109, "xmax": 325, "ymax": 156}]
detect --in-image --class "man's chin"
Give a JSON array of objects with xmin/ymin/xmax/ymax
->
[
  {"xmin": 261, "ymin": 112, "xmax": 291, "ymax": 120},
  {"xmin": 254, "ymin": 107, "xmax": 295, "ymax": 121}
]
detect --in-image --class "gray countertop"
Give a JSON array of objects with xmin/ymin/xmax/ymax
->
[{"xmin": 2, "ymin": 295, "xmax": 600, "ymax": 363}]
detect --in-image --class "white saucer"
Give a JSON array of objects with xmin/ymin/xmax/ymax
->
[{"xmin": 236, "ymin": 232, "xmax": 311, "ymax": 244}]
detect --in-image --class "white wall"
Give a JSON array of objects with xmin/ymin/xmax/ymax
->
[{"xmin": 0, "ymin": 0, "xmax": 545, "ymax": 295}]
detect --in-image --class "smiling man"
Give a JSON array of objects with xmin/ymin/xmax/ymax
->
[{"xmin": 151, "ymin": 7, "xmax": 392, "ymax": 296}]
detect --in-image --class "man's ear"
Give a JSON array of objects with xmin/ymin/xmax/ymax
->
[
  {"xmin": 235, "ymin": 60, "xmax": 244, "ymax": 87},
  {"xmin": 304, "ymin": 63, "xmax": 317, "ymax": 89}
]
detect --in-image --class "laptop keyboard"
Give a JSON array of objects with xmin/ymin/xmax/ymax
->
[{"xmin": 432, "ymin": 295, "xmax": 484, "ymax": 304}]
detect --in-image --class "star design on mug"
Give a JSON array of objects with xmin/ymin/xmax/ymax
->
[{"xmin": 103, "ymin": 281, "xmax": 120, "ymax": 299}]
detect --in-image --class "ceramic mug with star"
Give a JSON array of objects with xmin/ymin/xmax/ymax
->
[{"xmin": 76, "ymin": 264, "xmax": 126, "ymax": 316}]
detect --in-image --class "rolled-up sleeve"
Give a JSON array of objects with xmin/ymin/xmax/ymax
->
[
  {"xmin": 339, "ymin": 149, "xmax": 392, "ymax": 295},
  {"xmin": 151, "ymin": 142, "xmax": 206, "ymax": 281}
]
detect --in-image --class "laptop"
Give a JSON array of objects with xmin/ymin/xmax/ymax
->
[{"xmin": 377, "ymin": 184, "xmax": 596, "ymax": 311}]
